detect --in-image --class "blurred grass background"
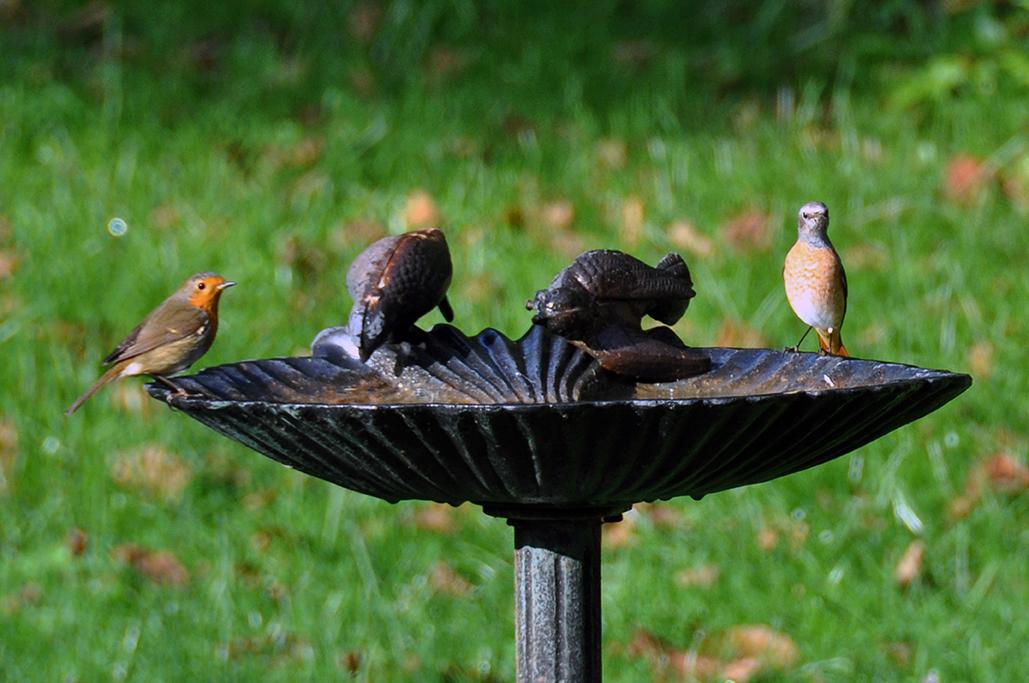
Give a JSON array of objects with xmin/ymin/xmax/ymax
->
[{"xmin": 1, "ymin": 0, "xmax": 1027, "ymax": 680}]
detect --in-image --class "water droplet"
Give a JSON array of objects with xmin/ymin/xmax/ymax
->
[
  {"xmin": 42, "ymin": 436, "xmax": 60, "ymax": 454},
  {"xmin": 819, "ymin": 529, "xmax": 834, "ymax": 544},
  {"xmin": 828, "ymin": 566, "xmax": 845, "ymax": 585},
  {"xmin": 791, "ymin": 507, "xmax": 806, "ymax": 521},
  {"xmin": 108, "ymin": 217, "xmax": 128, "ymax": 237},
  {"xmin": 848, "ymin": 455, "xmax": 864, "ymax": 483},
  {"xmin": 944, "ymin": 431, "xmax": 959, "ymax": 448}
]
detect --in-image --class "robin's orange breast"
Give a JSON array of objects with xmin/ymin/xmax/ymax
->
[{"xmin": 784, "ymin": 241, "xmax": 846, "ymax": 330}]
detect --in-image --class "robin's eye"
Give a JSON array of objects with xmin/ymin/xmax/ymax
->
[{"xmin": 197, "ymin": 282, "xmax": 206, "ymax": 290}]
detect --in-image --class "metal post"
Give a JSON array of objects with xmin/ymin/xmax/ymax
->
[{"xmin": 512, "ymin": 518, "xmax": 603, "ymax": 683}]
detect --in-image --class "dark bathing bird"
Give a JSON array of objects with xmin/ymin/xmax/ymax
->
[{"xmin": 346, "ymin": 228, "xmax": 454, "ymax": 361}]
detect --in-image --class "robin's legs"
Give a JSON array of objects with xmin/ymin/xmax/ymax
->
[
  {"xmin": 153, "ymin": 374, "xmax": 188, "ymax": 399},
  {"xmin": 786, "ymin": 326, "xmax": 812, "ymax": 352}
]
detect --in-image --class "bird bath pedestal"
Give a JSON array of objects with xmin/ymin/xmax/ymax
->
[{"xmin": 148, "ymin": 325, "xmax": 970, "ymax": 682}]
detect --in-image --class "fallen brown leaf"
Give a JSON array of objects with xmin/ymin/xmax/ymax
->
[
  {"xmin": 675, "ymin": 563, "xmax": 720, "ymax": 588},
  {"xmin": 404, "ymin": 190, "xmax": 441, "ymax": 229},
  {"xmin": 952, "ymin": 452, "xmax": 1029, "ymax": 518},
  {"xmin": 223, "ymin": 632, "xmax": 310, "ymax": 662},
  {"xmin": 426, "ymin": 45, "xmax": 470, "ymax": 84},
  {"xmin": 0, "ymin": 583, "xmax": 42, "ymax": 616},
  {"xmin": 667, "ymin": 220, "xmax": 715, "ymax": 258},
  {"xmin": 68, "ymin": 528, "xmax": 88, "ymax": 557},
  {"xmin": 843, "ymin": 242, "xmax": 889, "ymax": 270},
  {"xmin": 339, "ymin": 650, "xmax": 362, "ymax": 674},
  {"xmin": 894, "ymin": 539, "xmax": 925, "ymax": 588},
  {"xmin": 943, "ymin": 154, "xmax": 991, "ymax": 204},
  {"xmin": 0, "ymin": 416, "xmax": 16, "ymax": 496},
  {"xmin": 596, "ymin": 138, "xmax": 627, "ymax": 170},
  {"xmin": 0, "ymin": 249, "xmax": 18, "ymax": 280},
  {"xmin": 638, "ymin": 502, "xmax": 684, "ymax": 529},
  {"xmin": 602, "ymin": 515, "xmax": 636, "ymax": 550},
  {"xmin": 330, "ymin": 219, "xmax": 387, "ymax": 253},
  {"xmin": 110, "ymin": 444, "xmax": 192, "ymax": 501},
  {"xmin": 624, "ymin": 628, "xmax": 721, "ymax": 681},
  {"xmin": 150, "ymin": 204, "xmax": 181, "ymax": 231},
  {"xmin": 620, "ymin": 195, "xmax": 645, "ymax": 248},
  {"xmin": 721, "ymin": 209, "xmax": 772, "ymax": 253},
  {"xmin": 411, "ymin": 503, "xmax": 458, "ymax": 534},
  {"xmin": 347, "ymin": 66, "xmax": 377, "ymax": 97},
  {"xmin": 540, "ymin": 199, "xmax": 575, "ymax": 230},
  {"xmin": 348, "ymin": 1, "xmax": 382, "ymax": 42},
  {"xmin": 724, "ymin": 624, "xmax": 799, "ymax": 668},
  {"xmin": 113, "ymin": 545, "xmax": 189, "ymax": 586},
  {"xmin": 429, "ymin": 561, "xmax": 473, "ymax": 596},
  {"xmin": 966, "ymin": 340, "xmax": 994, "ymax": 379},
  {"xmin": 883, "ymin": 641, "xmax": 913, "ymax": 669},
  {"xmin": 981, "ymin": 453, "xmax": 1029, "ymax": 493},
  {"xmin": 757, "ymin": 526, "xmax": 779, "ymax": 552},
  {"xmin": 1000, "ymin": 156, "xmax": 1029, "ymax": 212}
]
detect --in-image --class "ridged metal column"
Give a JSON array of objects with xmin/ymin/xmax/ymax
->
[{"xmin": 512, "ymin": 517, "xmax": 604, "ymax": 683}]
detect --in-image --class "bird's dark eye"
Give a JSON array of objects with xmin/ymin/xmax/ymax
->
[
  {"xmin": 197, "ymin": 282, "xmax": 206, "ymax": 290},
  {"xmin": 802, "ymin": 213, "xmax": 810, "ymax": 219}
]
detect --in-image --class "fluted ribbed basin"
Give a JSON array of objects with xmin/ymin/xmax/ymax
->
[{"xmin": 147, "ymin": 325, "xmax": 970, "ymax": 513}]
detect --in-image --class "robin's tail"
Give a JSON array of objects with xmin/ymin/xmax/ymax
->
[
  {"xmin": 817, "ymin": 328, "xmax": 849, "ymax": 357},
  {"xmin": 65, "ymin": 364, "xmax": 124, "ymax": 416}
]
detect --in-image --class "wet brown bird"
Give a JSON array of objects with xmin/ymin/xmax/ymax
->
[
  {"xmin": 784, "ymin": 201, "xmax": 849, "ymax": 356},
  {"xmin": 65, "ymin": 273, "xmax": 235, "ymax": 415}
]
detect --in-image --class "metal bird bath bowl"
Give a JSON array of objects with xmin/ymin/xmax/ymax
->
[{"xmin": 148, "ymin": 324, "xmax": 969, "ymax": 681}]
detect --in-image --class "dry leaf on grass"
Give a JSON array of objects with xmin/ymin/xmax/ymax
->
[
  {"xmin": 0, "ymin": 249, "xmax": 19, "ymax": 280},
  {"xmin": 429, "ymin": 561, "xmax": 473, "ymax": 596},
  {"xmin": 637, "ymin": 502, "xmax": 684, "ymax": 529},
  {"xmin": 347, "ymin": 2, "xmax": 382, "ymax": 42},
  {"xmin": 110, "ymin": 444, "xmax": 192, "ymax": 501},
  {"xmin": 667, "ymin": 220, "xmax": 715, "ymax": 258},
  {"xmin": 67, "ymin": 528, "xmax": 88, "ymax": 557},
  {"xmin": 943, "ymin": 154, "xmax": 991, "ymax": 204},
  {"xmin": 540, "ymin": 199, "xmax": 575, "ymax": 230},
  {"xmin": 721, "ymin": 209, "xmax": 772, "ymax": 253},
  {"xmin": 404, "ymin": 190, "xmax": 440, "ymax": 229},
  {"xmin": 675, "ymin": 564, "xmax": 720, "ymax": 588},
  {"xmin": 756, "ymin": 526, "xmax": 779, "ymax": 552},
  {"xmin": 966, "ymin": 340, "xmax": 994, "ymax": 379},
  {"xmin": 0, "ymin": 417, "xmax": 17, "ymax": 496},
  {"xmin": 0, "ymin": 583, "xmax": 42, "ymax": 616},
  {"xmin": 113, "ymin": 545, "xmax": 189, "ymax": 586},
  {"xmin": 894, "ymin": 539, "xmax": 925, "ymax": 587},
  {"xmin": 624, "ymin": 628, "xmax": 721, "ymax": 681},
  {"xmin": 411, "ymin": 503, "xmax": 458, "ymax": 534},
  {"xmin": 596, "ymin": 138, "xmax": 627, "ymax": 170},
  {"xmin": 602, "ymin": 515, "xmax": 637, "ymax": 550},
  {"xmin": 950, "ymin": 453, "xmax": 1029, "ymax": 518},
  {"xmin": 619, "ymin": 195, "xmax": 645, "ymax": 248},
  {"xmin": 338, "ymin": 650, "xmax": 362, "ymax": 674}
]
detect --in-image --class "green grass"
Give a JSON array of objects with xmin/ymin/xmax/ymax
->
[{"xmin": 1, "ymin": 2, "xmax": 1027, "ymax": 681}]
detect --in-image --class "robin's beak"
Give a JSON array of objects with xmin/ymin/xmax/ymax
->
[{"xmin": 217, "ymin": 281, "xmax": 237, "ymax": 290}]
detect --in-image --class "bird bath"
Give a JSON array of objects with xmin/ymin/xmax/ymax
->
[{"xmin": 147, "ymin": 323, "xmax": 970, "ymax": 682}]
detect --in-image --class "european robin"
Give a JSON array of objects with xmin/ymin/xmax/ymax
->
[
  {"xmin": 65, "ymin": 272, "xmax": 235, "ymax": 415},
  {"xmin": 783, "ymin": 201, "xmax": 849, "ymax": 356},
  {"xmin": 346, "ymin": 228, "xmax": 453, "ymax": 361}
]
